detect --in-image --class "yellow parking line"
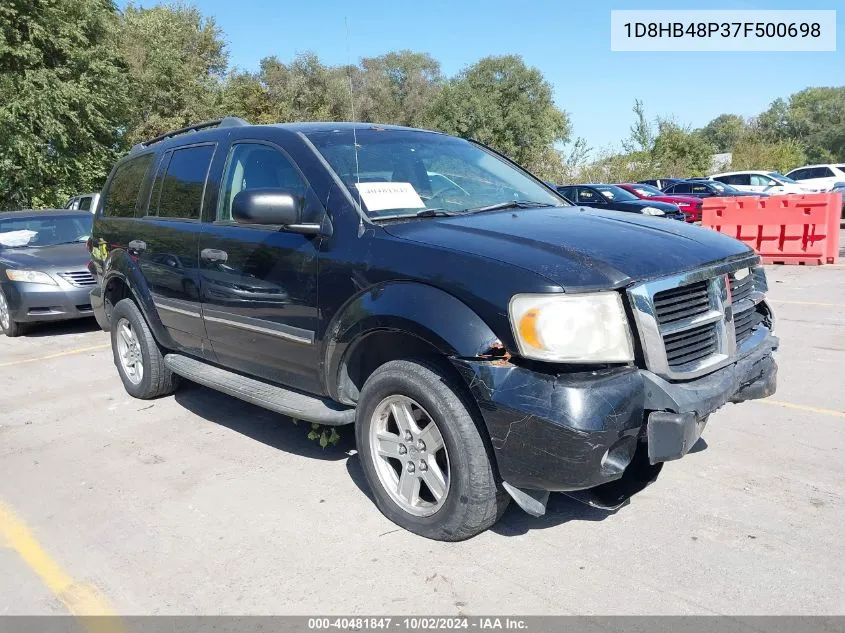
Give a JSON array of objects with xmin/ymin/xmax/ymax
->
[
  {"xmin": 0, "ymin": 502, "xmax": 124, "ymax": 630},
  {"xmin": 769, "ymin": 299, "xmax": 845, "ymax": 307},
  {"xmin": 757, "ymin": 399, "xmax": 845, "ymax": 419},
  {"xmin": 0, "ymin": 343, "xmax": 110, "ymax": 368}
]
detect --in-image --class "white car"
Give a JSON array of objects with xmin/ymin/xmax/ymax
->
[
  {"xmin": 784, "ymin": 164, "xmax": 845, "ymax": 191},
  {"xmin": 64, "ymin": 192, "xmax": 100, "ymax": 214},
  {"xmin": 710, "ymin": 171, "xmax": 818, "ymax": 194}
]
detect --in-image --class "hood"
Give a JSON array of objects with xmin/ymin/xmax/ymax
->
[
  {"xmin": 0, "ymin": 242, "xmax": 91, "ymax": 271},
  {"xmin": 383, "ymin": 206, "xmax": 752, "ymax": 291}
]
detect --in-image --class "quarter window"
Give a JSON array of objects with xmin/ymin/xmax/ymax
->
[
  {"xmin": 103, "ymin": 154, "xmax": 154, "ymax": 218},
  {"xmin": 749, "ymin": 174, "xmax": 774, "ymax": 187},
  {"xmin": 154, "ymin": 145, "xmax": 216, "ymax": 220}
]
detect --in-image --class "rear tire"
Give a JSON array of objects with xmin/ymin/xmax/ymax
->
[
  {"xmin": 355, "ymin": 359, "xmax": 508, "ymax": 541},
  {"xmin": 110, "ymin": 298, "xmax": 178, "ymax": 399}
]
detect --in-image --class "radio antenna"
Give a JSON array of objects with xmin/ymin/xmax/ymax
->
[{"xmin": 344, "ymin": 16, "xmax": 363, "ymax": 219}]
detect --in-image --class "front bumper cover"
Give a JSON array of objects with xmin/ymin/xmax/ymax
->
[
  {"xmin": 451, "ymin": 335, "xmax": 778, "ymax": 493},
  {"xmin": 2, "ymin": 281, "xmax": 94, "ymax": 323}
]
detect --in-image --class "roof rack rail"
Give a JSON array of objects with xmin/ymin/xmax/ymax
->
[{"xmin": 129, "ymin": 116, "xmax": 249, "ymax": 154}]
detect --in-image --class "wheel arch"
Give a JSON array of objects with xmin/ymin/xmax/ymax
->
[
  {"xmin": 102, "ymin": 249, "xmax": 176, "ymax": 348},
  {"xmin": 324, "ymin": 281, "xmax": 504, "ymax": 405}
]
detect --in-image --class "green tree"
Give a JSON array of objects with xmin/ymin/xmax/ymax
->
[
  {"xmin": 221, "ymin": 69, "xmax": 274, "ymax": 123},
  {"xmin": 357, "ymin": 51, "xmax": 442, "ymax": 127},
  {"xmin": 623, "ymin": 99, "xmax": 654, "ymax": 154},
  {"xmin": 757, "ymin": 87, "xmax": 845, "ymax": 162},
  {"xmin": 118, "ymin": 2, "xmax": 228, "ymax": 146},
  {"xmin": 0, "ymin": 0, "xmax": 129, "ymax": 209},
  {"xmin": 730, "ymin": 136, "xmax": 806, "ymax": 173},
  {"xmin": 429, "ymin": 55, "xmax": 570, "ymax": 177},
  {"xmin": 700, "ymin": 114, "xmax": 747, "ymax": 152},
  {"xmin": 257, "ymin": 52, "xmax": 350, "ymax": 122},
  {"xmin": 652, "ymin": 119, "xmax": 714, "ymax": 177}
]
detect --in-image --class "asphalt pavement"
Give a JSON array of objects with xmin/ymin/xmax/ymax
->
[{"xmin": 1, "ymin": 256, "xmax": 843, "ymax": 616}]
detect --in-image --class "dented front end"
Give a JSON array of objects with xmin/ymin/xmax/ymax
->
[{"xmin": 451, "ymin": 334, "xmax": 778, "ymax": 513}]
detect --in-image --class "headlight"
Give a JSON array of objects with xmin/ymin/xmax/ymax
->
[
  {"xmin": 5, "ymin": 269, "xmax": 57, "ymax": 285},
  {"xmin": 509, "ymin": 293, "xmax": 634, "ymax": 362},
  {"xmin": 641, "ymin": 207, "xmax": 665, "ymax": 216}
]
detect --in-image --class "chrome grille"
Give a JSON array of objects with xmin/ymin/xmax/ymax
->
[
  {"xmin": 663, "ymin": 322, "xmax": 719, "ymax": 368},
  {"xmin": 730, "ymin": 272, "xmax": 754, "ymax": 304},
  {"xmin": 627, "ymin": 257, "xmax": 772, "ymax": 380},
  {"xmin": 57, "ymin": 270, "xmax": 96, "ymax": 287},
  {"xmin": 734, "ymin": 307, "xmax": 764, "ymax": 345},
  {"xmin": 653, "ymin": 280, "xmax": 710, "ymax": 326}
]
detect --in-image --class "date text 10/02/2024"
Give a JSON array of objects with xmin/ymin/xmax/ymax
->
[{"xmin": 307, "ymin": 617, "xmax": 529, "ymax": 630}]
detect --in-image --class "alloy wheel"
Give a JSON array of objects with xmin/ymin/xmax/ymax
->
[
  {"xmin": 369, "ymin": 395, "xmax": 450, "ymax": 517},
  {"xmin": 0, "ymin": 292, "xmax": 10, "ymax": 331},
  {"xmin": 115, "ymin": 317, "xmax": 144, "ymax": 384}
]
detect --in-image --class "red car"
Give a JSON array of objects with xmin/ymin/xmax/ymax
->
[{"xmin": 617, "ymin": 183, "xmax": 702, "ymax": 222}]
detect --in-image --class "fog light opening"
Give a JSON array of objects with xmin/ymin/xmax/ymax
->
[{"xmin": 600, "ymin": 435, "xmax": 637, "ymax": 476}]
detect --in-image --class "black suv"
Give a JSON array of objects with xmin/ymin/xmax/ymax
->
[{"xmin": 90, "ymin": 118, "xmax": 778, "ymax": 540}]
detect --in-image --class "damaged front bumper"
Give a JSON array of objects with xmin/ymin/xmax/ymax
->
[{"xmin": 451, "ymin": 335, "xmax": 778, "ymax": 510}]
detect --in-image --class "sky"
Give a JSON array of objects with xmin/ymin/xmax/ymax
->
[{"xmin": 131, "ymin": 0, "xmax": 845, "ymax": 151}]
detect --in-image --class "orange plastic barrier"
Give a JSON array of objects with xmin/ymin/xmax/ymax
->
[{"xmin": 701, "ymin": 192, "xmax": 842, "ymax": 265}]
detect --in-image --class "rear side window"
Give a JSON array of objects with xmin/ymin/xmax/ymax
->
[
  {"xmin": 154, "ymin": 145, "xmax": 215, "ymax": 220},
  {"xmin": 787, "ymin": 169, "xmax": 805, "ymax": 180},
  {"xmin": 78, "ymin": 196, "xmax": 92, "ymax": 211},
  {"xmin": 673, "ymin": 183, "xmax": 692, "ymax": 194},
  {"xmin": 103, "ymin": 154, "xmax": 154, "ymax": 218}
]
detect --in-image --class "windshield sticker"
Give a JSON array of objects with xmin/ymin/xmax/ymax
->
[
  {"xmin": 0, "ymin": 230, "xmax": 37, "ymax": 247},
  {"xmin": 355, "ymin": 182, "xmax": 425, "ymax": 212}
]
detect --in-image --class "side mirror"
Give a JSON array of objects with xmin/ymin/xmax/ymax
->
[{"xmin": 231, "ymin": 189, "xmax": 321, "ymax": 235}]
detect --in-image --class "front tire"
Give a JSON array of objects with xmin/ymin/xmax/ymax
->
[
  {"xmin": 355, "ymin": 359, "xmax": 508, "ymax": 541},
  {"xmin": 0, "ymin": 288, "xmax": 26, "ymax": 337},
  {"xmin": 110, "ymin": 298, "xmax": 178, "ymax": 399}
]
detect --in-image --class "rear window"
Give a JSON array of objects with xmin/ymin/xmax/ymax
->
[{"xmin": 103, "ymin": 154, "xmax": 154, "ymax": 218}]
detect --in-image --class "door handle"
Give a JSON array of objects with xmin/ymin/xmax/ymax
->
[
  {"xmin": 201, "ymin": 248, "xmax": 228, "ymax": 263},
  {"xmin": 128, "ymin": 240, "xmax": 147, "ymax": 252}
]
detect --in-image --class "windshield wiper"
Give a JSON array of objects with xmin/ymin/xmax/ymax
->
[
  {"xmin": 372, "ymin": 208, "xmax": 459, "ymax": 221},
  {"xmin": 463, "ymin": 200, "xmax": 559, "ymax": 214}
]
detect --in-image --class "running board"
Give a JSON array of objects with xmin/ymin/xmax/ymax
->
[{"xmin": 164, "ymin": 354, "xmax": 355, "ymax": 426}]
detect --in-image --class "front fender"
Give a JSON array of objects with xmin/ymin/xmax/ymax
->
[
  {"xmin": 103, "ymin": 248, "xmax": 178, "ymax": 349},
  {"xmin": 323, "ymin": 281, "xmax": 502, "ymax": 397}
]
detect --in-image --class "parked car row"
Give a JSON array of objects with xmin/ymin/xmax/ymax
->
[
  {"xmin": 555, "ymin": 184, "xmax": 689, "ymax": 221},
  {"xmin": 1, "ymin": 119, "xmax": 781, "ymax": 541}
]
